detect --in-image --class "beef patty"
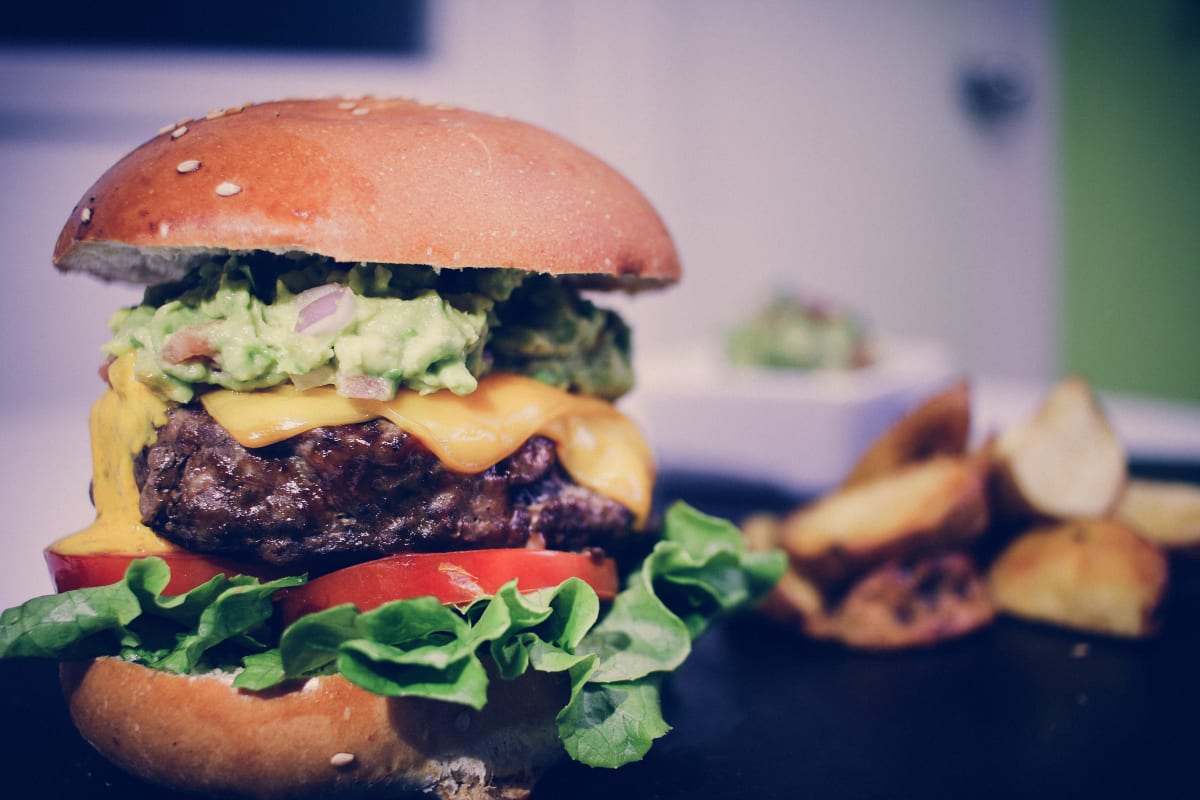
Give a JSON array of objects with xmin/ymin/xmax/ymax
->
[{"xmin": 135, "ymin": 406, "xmax": 636, "ymax": 571}]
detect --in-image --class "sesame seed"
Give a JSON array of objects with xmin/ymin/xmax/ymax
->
[
  {"xmin": 206, "ymin": 109, "xmax": 225, "ymax": 120},
  {"xmin": 171, "ymin": 126, "xmax": 189, "ymax": 140},
  {"xmin": 215, "ymin": 181, "xmax": 242, "ymax": 197},
  {"xmin": 175, "ymin": 117, "xmax": 191, "ymax": 127},
  {"xmin": 157, "ymin": 123, "xmax": 175, "ymax": 136},
  {"xmin": 329, "ymin": 752, "xmax": 355, "ymax": 768},
  {"xmin": 337, "ymin": 101, "xmax": 357, "ymax": 110},
  {"xmin": 80, "ymin": 207, "xmax": 92, "ymax": 224},
  {"xmin": 352, "ymin": 107, "xmax": 370, "ymax": 116},
  {"xmin": 176, "ymin": 160, "xmax": 202, "ymax": 174}
]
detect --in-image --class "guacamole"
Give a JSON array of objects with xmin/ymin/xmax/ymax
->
[
  {"xmin": 105, "ymin": 256, "xmax": 634, "ymax": 403},
  {"xmin": 726, "ymin": 292, "xmax": 873, "ymax": 371}
]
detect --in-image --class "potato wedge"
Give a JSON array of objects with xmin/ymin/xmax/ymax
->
[
  {"xmin": 840, "ymin": 380, "xmax": 972, "ymax": 489},
  {"xmin": 740, "ymin": 513, "xmax": 828, "ymax": 625},
  {"xmin": 741, "ymin": 512, "xmax": 784, "ymax": 554},
  {"xmin": 989, "ymin": 377, "xmax": 1127, "ymax": 520},
  {"xmin": 821, "ymin": 552, "xmax": 994, "ymax": 650},
  {"xmin": 781, "ymin": 456, "xmax": 989, "ymax": 586},
  {"xmin": 1114, "ymin": 479, "xmax": 1200, "ymax": 551},
  {"xmin": 986, "ymin": 518, "xmax": 1168, "ymax": 638},
  {"xmin": 761, "ymin": 569, "xmax": 830, "ymax": 628}
]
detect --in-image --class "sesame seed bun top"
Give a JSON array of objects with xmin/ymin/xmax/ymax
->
[{"xmin": 53, "ymin": 97, "xmax": 680, "ymax": 290}]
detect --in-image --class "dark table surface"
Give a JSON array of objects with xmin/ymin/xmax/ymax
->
[{"xmin": 5, "ymin": 463, "xmax": 1200, "ymax": 799}]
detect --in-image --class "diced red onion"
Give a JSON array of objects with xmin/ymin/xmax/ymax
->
[
  {"xmin": 161, "ymin": 325, "xmax": 217, "ymax": 365},
  {"xmin": 337, "ymin": 373, "xmax": 395, "ymax": 401},
  {"xmin": 294, "ymin": 284, "xmax": 357, "ymax": 336},
  {"xmin": 289, "ymin": 364, "xmax": 337, "ymax": 391}
]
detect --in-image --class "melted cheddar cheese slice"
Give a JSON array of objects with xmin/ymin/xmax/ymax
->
[
  {"xmin": 201, "ymin": 375, "xmax": 654, "ymax": 524},
  {"xmin": 50, "ymin": 355, "xmax": 654, "ymax": 556}
]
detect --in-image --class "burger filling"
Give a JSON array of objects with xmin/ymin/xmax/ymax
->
[
  {"xmin": 87, "ymin": 257, "xmax": 651, "ymax": 569},
  {"xmin": 136, "ymin": 406, "xmax": 635, "ymax": 571},
  {"xmin": 105, "ymin": 256, "xmax": 634, "ymax": 404}
]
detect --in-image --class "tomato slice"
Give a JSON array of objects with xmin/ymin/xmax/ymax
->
[
  {"xmin": 46, "ymin": 547, "xmax": 618, "ymax": 623},
  {"xmin": 278, "ymin": 549, "xmax": 619, "ymax": 625},
  {"xmin": 44, "ymin": 549, "xmax": 286, "ymax": 596}
]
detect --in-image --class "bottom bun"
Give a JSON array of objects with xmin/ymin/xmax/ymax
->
[{"xmin": 61, "ymin": 657, "xmax": 568, "ymax": 800}]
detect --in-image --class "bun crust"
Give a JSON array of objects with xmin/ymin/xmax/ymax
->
[
  {"xmin": 61, "ymin": 657, "xmax": 567, "ymax": 799},
  {"xmin": 53, "ymin": 97, "xmax": 679, "ymax": 289}
]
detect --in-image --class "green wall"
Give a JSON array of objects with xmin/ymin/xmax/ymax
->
[{"xmin": 1059, "ymin": 0, "xmax": 1200, "ymax": 403}]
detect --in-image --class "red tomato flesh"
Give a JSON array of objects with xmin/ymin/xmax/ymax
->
[
  {"xmin": 44, "ymin": 547, "xmax": 619, "ymax": 622},
  {"xmin": 278, "ymin": 549, "xmax": 618, "ymax": 625},
  {"xmin": 44, "ymin": 549, "xmax": 286, "ymax": 596}
]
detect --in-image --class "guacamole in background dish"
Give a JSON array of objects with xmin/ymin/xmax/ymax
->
[
  {"xmin": 726, "ymin": 292, "xmax": 873, "ymax": 371},
  {"xmin": 104, "ymin": 257, "xmax": 634, "ymax": 403}
]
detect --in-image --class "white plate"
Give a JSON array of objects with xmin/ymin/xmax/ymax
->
[{"xmin": 625, "ymin": 337, "xmax": 959, "ymax": 494}]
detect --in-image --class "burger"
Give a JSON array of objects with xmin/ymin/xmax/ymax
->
[{"xmin": 0, "ymin": 97, "xmax": 782, "ymax": 799}]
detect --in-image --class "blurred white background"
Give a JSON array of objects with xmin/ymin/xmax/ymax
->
[{"xmin": 0, "ymin": 0, "xmax": 1081, "ymax": 606}]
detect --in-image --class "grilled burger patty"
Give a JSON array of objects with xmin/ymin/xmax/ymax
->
[{"xmin": 134, "ymin": 406, "xmax": 635, "ymax": 570}]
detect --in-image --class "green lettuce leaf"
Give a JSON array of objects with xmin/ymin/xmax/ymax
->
[
  {"xmin": 0, "ymin": 558, "xmax": 303, "ymax": 671},
  {"xmin": 0, "ymin": 502, "xmax": 785, "ymax": 769},
  {"xmin": 0, "ymin": 579, "xmax": 142, "ymax": 660},
  {"xmin": 558, "ymin": 678, "xmax": 670, "ymax": 768}
]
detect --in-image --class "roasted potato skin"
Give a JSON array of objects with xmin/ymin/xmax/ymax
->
[
  {"xmin": 988, "ymin": 378, "xmax": 1128, "ymax": 522},
  {"xmin": 820, "ymin": 552, "xmax": 995, "ymax": 651},
  {"xmin": 986, "ymin": 518, "xmax": 1168, "ymax": 638},
  {"xmin": 840, "ymin": 380, "xmax": 971, "ymax": 490},
  {"xmin": 743, "ymin": 375, "xmax": 1188, "ymax": 650},
  {"xmin": 781, "ymin": 457, "xmax": 989, "ymax": 587},
  {"xmin": 1114, "ymin": 479, "xmax": 1200, "ymax": 551}
]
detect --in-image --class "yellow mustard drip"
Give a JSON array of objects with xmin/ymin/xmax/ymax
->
[{"xmin": 49, "ymin": 355, "xmax": 180, "ymax": 555}]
